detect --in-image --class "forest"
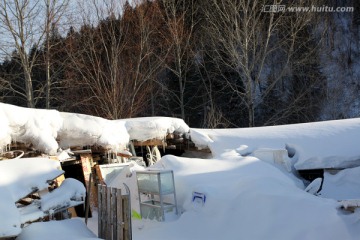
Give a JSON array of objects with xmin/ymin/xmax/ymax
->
[{"xmin": 0, "ymin": 0, "xmax": 360, "ymax": 128}]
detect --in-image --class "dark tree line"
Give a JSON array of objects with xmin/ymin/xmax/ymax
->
[{"xmin": 0, "ymin": 0, "xmax": 356, "ymax": 128}]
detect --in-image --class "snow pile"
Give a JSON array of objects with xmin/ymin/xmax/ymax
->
[
  {"xmin": 59, "ymin": 112, "xmax": 129, "ymax": 151},
  {"xmin": 191, "ymin": 118, "xmax": 360, "ymax": 170},
  {"xmin": 0, "ymin": 103, "xmax": 190, "ymax": 154},
  {"xmin": 320, "ymin": 167, "xmax": 360, "ymax": 200},
  {"xmin": 40, "ymin": 178, "xmax": 86, "ymax": 211},
  {"xmin": 0, "ymin": 158, "xmax": 63, "ymax": 201},
  {"xmin": 0, "ymin": 186, "xmax": 21, "ymax": 237},
  {"xmin": 0, "ymin": 157, "xmax": 64, "ymax": 237},
  {"xmin": 131, "ymin": 155, "xmax": 360, "ymax": 240},
  {"xmin": 120, "ymin": 117, "xmax": 190, "ymax": 141},
  {"xmin": 0, "ymin": 103, "xmax": 62, "ymax": 155},
  {"xmin": 16, "ymin": 218, "xmax": 101, "ymax": 240}
]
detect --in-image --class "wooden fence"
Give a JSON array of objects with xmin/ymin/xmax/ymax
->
[{"xmin": 97, "ymin": 184, "xmax": 132, "ymax": 240}]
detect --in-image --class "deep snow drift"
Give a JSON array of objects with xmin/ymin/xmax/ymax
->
[{"xmin": 126, "ymin": 155, "xmax": 360, "ymax": 240}]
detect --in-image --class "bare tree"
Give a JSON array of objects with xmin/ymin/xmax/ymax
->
[
  {"xmin": 202, "ymin": 0, "xmax": 324, "ymax": 126},
  {"xmin": 0, "ymin": 0, "xmax": 69, "ymax": 108},
  {"xmin": 0, "ymin": 0, "xmax": 43, "ymax": 107},
  {"xmin": 44, "ymin": 0, "xmax": 69, "ymax": 109},
  {"xmin": 64, "ymin": 0, "xmax": 166, "ymax": 119},
  {"xmin": 159, "ymin": 0, "xmax": 197, "ymax": 120}
]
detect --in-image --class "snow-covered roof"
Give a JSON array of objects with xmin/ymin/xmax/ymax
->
[
  {"xmin": 0, "ymin": 103, "xmax": 189, "ymax": 155},
  {"xmin": 191, "ymin": 118, "xmax": 360, "ymax": 170}
]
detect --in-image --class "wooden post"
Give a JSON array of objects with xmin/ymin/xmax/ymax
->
[
  {"xmin": 97, "ymin": 184, "xmax": 102, "ymax": 238},
  {"xmin": 106, "ymin": 187, "xmax": 111, "ymax": 240},
  {"xmin": 111, "ymin": 187, "xmax": 117, "ymax": 240},
  {"xmin": 116, "ymin": 188, "xmax": 123, "ymax": 240},
  {"xmin": 101, "ymin": 185, "xmax": 107, "ymax": 238},
  {"xmin": 85, "ymin": 173, "xmax": 92, "ymax": 225},
  {"xmin": 123, "ymin": 195, "xmax": 130, "ymax": 240}
]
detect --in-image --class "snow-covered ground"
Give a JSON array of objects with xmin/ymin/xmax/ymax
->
[
  {"xmin": 129, "ymin": 156, "xmax": 360, "ymax": 240},
  {"xmin": 108, "ymin": 117, "xmax": 360, "ymax": 240}
]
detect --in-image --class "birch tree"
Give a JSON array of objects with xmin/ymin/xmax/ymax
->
[{"xmin": 160, "ymin": 0, "xmax": 197, "ymax": 120}]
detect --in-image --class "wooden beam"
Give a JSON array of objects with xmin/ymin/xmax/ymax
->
[
  {"xmin": 72, "ymin": 149, "xmax": 92, "ymax": 154},
  {"xmin": 132, "ymin": 139, "xmax": 166, "ymax": 147}
]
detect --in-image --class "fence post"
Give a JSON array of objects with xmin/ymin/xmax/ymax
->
[
  {"xmin": 106, "ymin": 186, "xmax": 112, "ymax": 239},
  {"xmin": 116, "ymin": 188, "xmax": 123, "ymax": 240},
  {"xmin": 111, "ymin": 187, "xmax": 117, "ymax": 240},
  {"xmin": 98, "ymin": 184, "xmax": 103, "ymax": 238},
  {"xmin": 101, "ymin": 185, "xmax": 107, "ymax": 238}
]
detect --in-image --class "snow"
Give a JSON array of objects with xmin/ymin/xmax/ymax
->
[
  {"xmin": 3, "ymin": 104, "xmax": 360, "ymax": 239},
  {"xmin": 16, "ymin": 219, "xmax": 101, "ymax": 240},
  {"xmin": 0, "ymin": 103, "xmax": 62, "ymax": 155},
  {"xmin": 191, "ymin": 118, "xmax": 360, "ymax": 170},
  {"xmin": 0, "ymin": 103, "xmax": 189, "ymax": 154},
  {"xmin": 0, "ymin": 158, "xmax": 63, "ymax": 201},
  {"xmin": 320, "ymin": 167, "xmax": 360, "ymax": 200},
  {"xmin": 0, "ymin": 186, "xmax": 21, "ymax": 237},
  {"xmin": 131, "ymin": 155, "xmax": 360, "ymax": 240},
  {"xmin": 119, "ymin": 116, "xmax": 190, "ymax": 142},
  {"xmin": 0, "ymin": 157, "xmax": 88, "ymax": 237},
  {"xmin": 40, "ymin": 178, "xmax": 86, "ymax": 211},
  {"xmin": 58, "ymin": 112, "xmax": 129, "ymax": 152}
]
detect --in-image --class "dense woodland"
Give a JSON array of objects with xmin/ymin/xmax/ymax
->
[{"xmin": 1, "ymin": 0, "xmax": 360, "ymax": 128}]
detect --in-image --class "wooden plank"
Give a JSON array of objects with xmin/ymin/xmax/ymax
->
[
  {"xmin": 123, "ymin": 195, "xmax": 130, "ymax": 240},
  {"xmin": 81, "ymin": 154, "xmax": 93, "ymax": 183},
  {"xmin": 116, "ymin": 188, "xmax": 123, "ymax": 240},
  {"xmin": 111, "ymin": 188, "xmax": 117, "ymax": 240},
  {"xmin": 132, "ymin": 139, "xmax": 166, "ymax": 147},
  {"xmin": 85, "ymin": 173, "xmax": 92, "ymax": 225},
  {"xmin": 72, "ymin": 149, "xmax": 92, "ymax": 154},
  {"xmin": 101, "ymin": 185, "xmax": 107, "ymax": 238},
  {"xmin": 106, "ymin": 187, "xmax": 112, "ymax": 240},
  {"xmin": 95, "ymin": 165, "xmax": 105, "ymax": 185},
  {"xmin": 97, "ymin": 184, "xmax": 102, "ymax": 238},
  {"xmin": 117, "ymin": 152, "xmax": 132, "ymax": 158}
]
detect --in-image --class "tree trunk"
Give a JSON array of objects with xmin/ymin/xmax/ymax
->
[{"xmin": 25, "ymin": 70, "xmax": 35, "ymax": 108}]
